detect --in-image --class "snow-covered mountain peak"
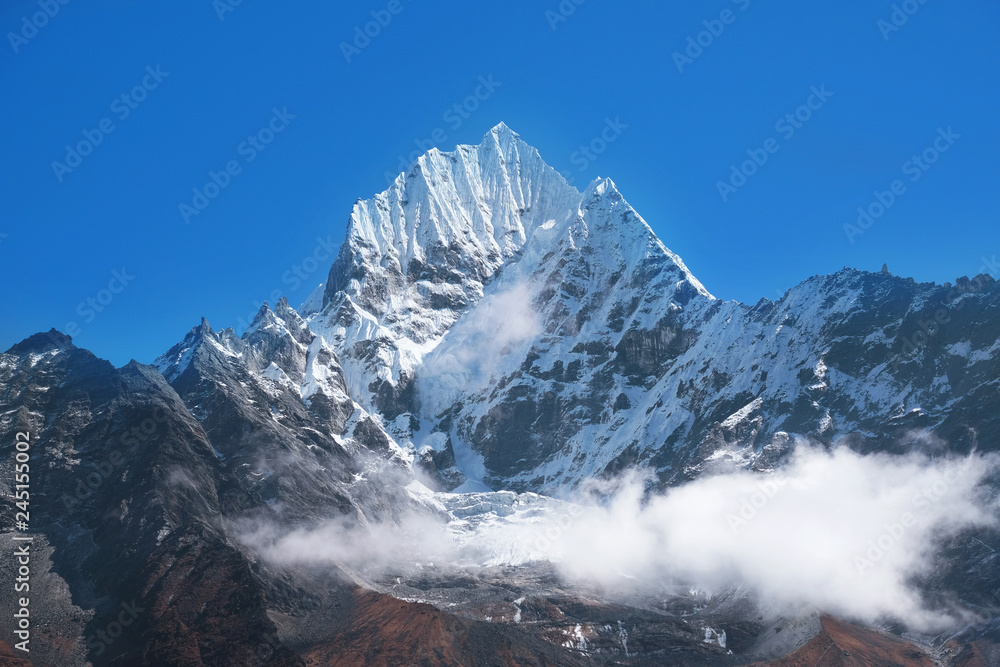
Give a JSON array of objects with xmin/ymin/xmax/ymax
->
[
  {"xmin": 299, "ymin": 282, "xmax": 326, "ymax": 316},
  {"xmin": 584, "ymin": 175, "xmax": 616, "ymax": 198},
  {"xmin": 305, "ymin": 125, "xmax": 720, "ymax": 418},
  {"xmin": 328, "ymin": 122, "xmax": 578, "ymax": 303},
  {"xmin": 485, "ymin": 120, "xmax": 520, "ymax": 142},
  {"xmin": 575, "ymin": 175, "xmax": 713, "ymax": 302},
  {"xmin": 244, "ymin": 298, "xmax": 307, "ymax": 342}
]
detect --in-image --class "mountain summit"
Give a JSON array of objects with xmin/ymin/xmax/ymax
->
[
  {"xmin": 309, "ymin": 125, "xmax": 709, "ymax": 432},
  {"xmin": 3, "ymin": 125, "xmax": 1000, "ymax": 665},
  {"xmin": 298, "ymin": 126, "xmax": 1000, "ymax": 494}
]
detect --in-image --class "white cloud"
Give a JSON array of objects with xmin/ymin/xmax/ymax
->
[
  {"xmin": 418, "ymin": 280, "xmax": 541, "ymax": 416},
  {"xmin": 237, "ymin": 442, "xmax": 1000, "ymax": 632},
  {"xmin": 549, "ymin": 444, "xmax": 1000, "ymax": 631}
]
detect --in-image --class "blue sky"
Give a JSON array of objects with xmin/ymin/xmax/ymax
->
[{"xmin": 2, "ymin": 0, "xmax": 998, "ymax": 366}]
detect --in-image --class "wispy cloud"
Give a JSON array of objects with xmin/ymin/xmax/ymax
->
[
  {"xmin": 418, "ymin": 280, "xmax": 541, "ymax": 415},
  {"xmin": 238, "ymin": 440, "xmax": 1000, "ymax": 632},
  {"xmin": 550, "ymin": 443, "xmax": 999, "ymax": 631}
]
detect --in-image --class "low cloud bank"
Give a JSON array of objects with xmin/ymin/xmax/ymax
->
[
  {"xmin": 239, "ymin": 442, "xmax": 1000, "ymax": 632},
  {"xmin": 552, "ymin": 444, "xmax": 999, "ymax": 631}
]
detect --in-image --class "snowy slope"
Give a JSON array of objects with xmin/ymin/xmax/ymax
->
[
  {"xmin": 307, "ymin": 123, "xmax": 584, "ymax": 418},
  {"xmin": 153, "ymin": 124, "xmax": 1000, "ymax": 499},
  {"xmin": 301, "ymin": 123, "xmax": 1000, "ymax": 494},
  {"xmin": 152, "ymin": 297, "xmax": 416, "ymax": 522},
  {"xmin": 10, "ymin": 125, "xmax": 1000, "ymax": 667}
]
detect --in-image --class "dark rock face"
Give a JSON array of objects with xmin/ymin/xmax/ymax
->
[
  {"xmin": 613, "ymin": 315, "xmax": 692, "ymax": 378},
  {"xmin": 437, "ymin": 267, "xmax": 1000, "ymax": 493},
  {"xmin": 367, "ymin": 368, "xmax": 417, "ymax": 421},
  {"xmin": 0, "ymin": 330, "xmax": 428, "ymax": 666},
  {"xmin": 4, "ymin": 128, "xmax": 1000, "ymax": 665},
  {"xmin": 128, "ymin": 525, "xmax": 303, "ymax": 667},
  {"xmin": 150, "ymin": 302, "xmax": 400, "ymax": 523},
  {"xmin": 0, "ymin": 340, "xmax": 299, "ymax": 666}
]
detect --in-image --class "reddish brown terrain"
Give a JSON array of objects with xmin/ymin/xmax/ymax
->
[
  {"xmin": 946, "ymin": 638, "xmax": 1000, "ymax": 667},
  {"xmin": 755, "ymin": 615, "xmax": 935, "ymax": 667},
  {"xmin": 300, "ymin": 589, "xmax": 590, "ymax": 667},
  {"xmin": 0, "ymin": 640, "xmax": 32, "ymax": 667}
]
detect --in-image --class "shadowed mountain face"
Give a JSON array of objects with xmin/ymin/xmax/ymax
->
[
  {"xmin": 3, "ymin": 126, "xmax": 1000, "ymax": 665},
  {"xmin": 0, "ymin": 333, "xmax": 300, "ymax": 666},
  {"xmin": 306, "ymin": 124, "xmax": 1000, "ymax": 497}
]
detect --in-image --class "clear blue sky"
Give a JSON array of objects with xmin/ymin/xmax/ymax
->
[{"xmin": 2, "ymin": 0, "xmax": 998, "ymax": 366}]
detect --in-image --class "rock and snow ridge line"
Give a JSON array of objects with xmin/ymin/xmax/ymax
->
[
  {"xmin": 153, "ymin": 123, "xmax": 1000, "ymax": 500},
  {"xmin": 304, "ymin": 123, "xmax": 710, "ymax": 414}
]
